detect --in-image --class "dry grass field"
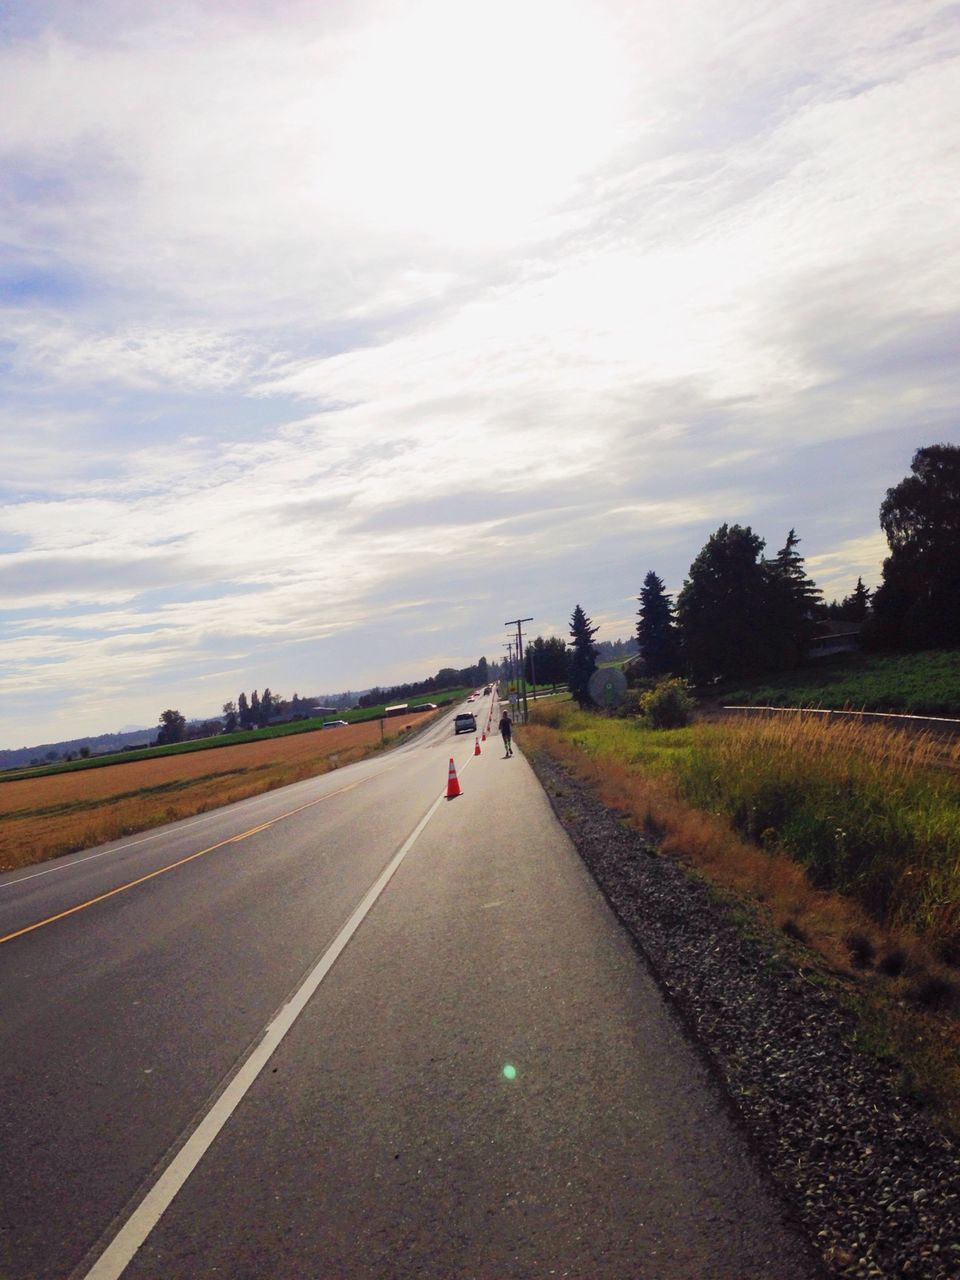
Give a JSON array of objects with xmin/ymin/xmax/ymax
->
[
  {"xmin": 523, "ymin": 702, "xmax": 960, "ymax": 1132},
  {"xmin": 0, "ymin": 719, "xmax": 418, "ymax": 873}
]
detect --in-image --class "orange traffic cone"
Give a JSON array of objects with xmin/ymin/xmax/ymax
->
[
  {"xmin": 481, "ymin": 731, "xmax": 487, "ymax": 742},
  {"xmin": 474, "ymin": 737, "xmax": 481, "ymax": 756},
  {"xmin": 446, "ymin": 757, "xmax": 462, "ymax": 799}
]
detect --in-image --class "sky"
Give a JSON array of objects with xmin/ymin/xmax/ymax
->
[{"xmin": 2, "ymin": 0, "xmax": 959, "ymax": 748}]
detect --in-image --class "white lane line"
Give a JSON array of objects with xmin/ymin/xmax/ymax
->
[{"xmin": 80, "ymin": 778, "xmax": 457, "ymax": 1280}]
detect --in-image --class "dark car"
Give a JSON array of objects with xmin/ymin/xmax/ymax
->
[{"xmin": 454, "ymin": 712, "xmax": 477, "ymax": 734}]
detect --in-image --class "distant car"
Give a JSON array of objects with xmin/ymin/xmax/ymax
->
[
  {"xmin": 412, "ymin": 703, "xmax": 438, "ymax": 711},
  {"xmin": 322, "ymin": 720, "xmax": 349, "ymax": 729},
  {"xmin": 454, "ymin": 713, "xmax": 477, "ymax": 734},
  {"xmin": 483, "ymin": 685, "xmax": 491, "ymax": 694}
]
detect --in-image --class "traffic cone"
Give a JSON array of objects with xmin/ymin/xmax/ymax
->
[
  {"xmin": 481, "ymin": 731, "xmax": 487, "ymax": 742},
  {"xmin": 474, "ymin": 737, "xmax": 481, "ymax": 756},
  {"xmin": 446, "ymin": 757, "xmax": 462, "ymax": 799}
]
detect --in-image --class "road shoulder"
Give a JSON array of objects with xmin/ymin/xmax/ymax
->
[{"xmin": 524, "ymin": 743, "xmax": 960, "ymax": 1279}]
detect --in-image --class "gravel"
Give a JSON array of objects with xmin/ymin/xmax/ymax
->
[{"xmin": 527, "ymin": 746, "xmax": 960, "ymax": 1280}]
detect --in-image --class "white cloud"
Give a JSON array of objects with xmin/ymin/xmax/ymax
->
[
  {"xmin": 2, "ymin": 0, "xmax": 959, "ymax": 744},
  {"xmin": 806, "ymin": 531, "xmax": 890, "ymax": 600}
]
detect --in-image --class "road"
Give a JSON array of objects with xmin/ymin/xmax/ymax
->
[{"xmin": 0, "ymin": 691, "xmax": 817, "ymax": 1278}]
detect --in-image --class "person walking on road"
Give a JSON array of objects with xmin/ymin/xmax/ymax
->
[{"xmin": 498, "ymin": 709, "xmax": 513, "ymax": 757}]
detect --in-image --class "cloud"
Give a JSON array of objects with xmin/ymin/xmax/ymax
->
[{"xmin": 1, "ymin": 0, "xmax": 959, "ymax": 744}]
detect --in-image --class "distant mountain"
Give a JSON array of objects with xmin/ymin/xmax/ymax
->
[{"xmin": 0, "ymin": 728, "xmax": 157, "ymax": 771}]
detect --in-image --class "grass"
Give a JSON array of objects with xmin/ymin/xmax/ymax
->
[
  {"xmin": 523, "ymin": 698, "xmax": 960, "ymax": 1131},
  {"xmin": 0, "ymin": 713, "xmax": 433, "ymax": 873},
  {"xmin": 721, "ymin": 649, "xmax": 960, "ymax": 716},
  {"xmin": 679, "ymin": 713, "xmax": 960, "ymax": 935},
  {"xmin": 1, "ymin": 688, "xmax": 471, "ymax": 784}
]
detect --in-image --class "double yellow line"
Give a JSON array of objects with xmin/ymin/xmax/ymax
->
[{"xmin": 0, "ymin": 780, "xmax": 365, "ymax": 947}]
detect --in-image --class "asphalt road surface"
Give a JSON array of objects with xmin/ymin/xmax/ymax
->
[{"xmin": 0, "ymin": 692, "xmax": 817, "ymax": 1278}]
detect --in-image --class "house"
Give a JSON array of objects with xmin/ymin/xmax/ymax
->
[{"xmin": 808, "ymin": 621, "xmax": 863, "ymax": 660}]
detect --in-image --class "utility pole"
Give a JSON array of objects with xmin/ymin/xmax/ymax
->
[
  {"xmin": 502, "ymin": 641, "xmax": 514, "ymax": 712},
  {"xmin": 505, "ymin": 616, "xmax": 533, "ymax": 723}
]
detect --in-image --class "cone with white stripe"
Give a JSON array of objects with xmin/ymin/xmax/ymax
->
[{"xmin": 446, "ymin": 757, "xmax": 462, "ymax": 799}]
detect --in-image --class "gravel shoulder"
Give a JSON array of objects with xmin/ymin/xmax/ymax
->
[{"xmin": 525, "ymin": 744, "xmax": 960, "ymax": 1280}]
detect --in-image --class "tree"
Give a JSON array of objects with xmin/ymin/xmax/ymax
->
[
  {"xmin": 568, "ymin": 605, "xmax": 599, "ymax": 707},
  {"xmin": 477, "ymin": 656, "xmax": 489, "ymax": 685},
  {"xmin": 765, "ymin": 529, "xmax": 823, "ymax": 668},
  {"xmin": 222, "ymin": 700, "xmax": 238, "ymax": 732},
  {"xmin": 636, "ymin": 571, "xmax": 678, "ymax": 678},
  {"xmin": 544, "ymin": 636, "xmax": 569, "ymax": 689},
  {"xmin": 249, "ymin": 689, "xmax": 261, "ymax": 726},
  {"xmin": 526, "ymin": 635, "xmax": 569, "ymax": 690},
  {"xmin": 238, "ymin": 692, "xmax": 252, "ymax": 729},
  {"xmin": 871, "ymin": 444, "xmax": 960, "ymax": 649},
  {"xmin": 676, "ymin": 524, "xmax": 773, "ymax": 684},
  {"xmin": 831, "ymin": 577, "xmax": 871, "ymax": 622},
  {"xmin": 259, "ymin": 687, "xmax": 277, "ymax": 726},
  {"xmin": 156, "ymin": 709, "xmax": 187, "ymax": 745}
]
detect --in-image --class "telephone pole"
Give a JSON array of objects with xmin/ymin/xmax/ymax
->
[
  {"xmin": 504, "ymin": 616, "xmax": 533, "ymax": 723},
  {"xmin": 502, "ymin": 641, "xmax": 514, "ymax": 712}
]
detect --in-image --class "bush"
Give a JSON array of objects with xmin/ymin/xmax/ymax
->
[{"xmin": 639, "ymin": 678, "xmax": 695, "ymax": 729}]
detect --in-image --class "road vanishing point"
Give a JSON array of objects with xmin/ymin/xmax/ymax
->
[{"xmin": 0, "ymin": 690, "xmax": 817, "ymax": 1278}]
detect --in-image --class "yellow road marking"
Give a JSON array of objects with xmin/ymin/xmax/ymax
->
[{"xmin": 0, "ymin": 779, "xmax": 366, "ymax": 947}]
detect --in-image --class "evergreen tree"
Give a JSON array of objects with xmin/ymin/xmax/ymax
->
[
  {"xmin": 568, "ymin": 605, "xmax": 599, "ymax": 707},
  {"xmin": 766, "ymin": 529, "xmax": 823, "ymax": 667},
  {"xmin": 477, "ymin": 656, "xmax": 489, "ymax": 685},
  {"xmin": 871, "ymin": 444, "xmax": 960, "ymax": 649},
  {"xmin": 250, "ymin": 689, "xmax": 261, "ymax": 725},
  {"xmin": 259, "ymin": 687, "xmax": 275, "ymax": 725},
  {"xmin": 837, "ymin": 577, "xmax": 871, "ymax": 622},
  {"xmin": 636, "ymin": 571, "xmax": 678, "ymax": 677},
  {"xmin": 237, "ymin": 691, "xmax": 252, "ymax": 729},
  {"xmin": 676, "ymin": 524, "xmax": 772, "ymax": 683}
]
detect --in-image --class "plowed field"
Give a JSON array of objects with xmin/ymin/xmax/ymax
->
[{"xmin": 0, "ymin": 719, "xmax": 416, "ymax": 873}]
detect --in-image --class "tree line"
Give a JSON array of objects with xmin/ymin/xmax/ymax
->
[
  {"xmin": 355, "ymin": 657, "xmax": 491, "ymax": 709},
  {"xmin": 550, "ymin": 442, "xmax": 960, "ymax": 703},
  {"xmin": 156, "ymin": 688, "xmax": 313, "ymax": 745},
  {"xmin": 153, "ymin": 443, "xmax": 956, "ymax": 739}
]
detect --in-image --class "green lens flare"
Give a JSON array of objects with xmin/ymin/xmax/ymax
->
[{"xmin": 502, "ymin": 1063, "xmax": 517, "ymax": 1080}]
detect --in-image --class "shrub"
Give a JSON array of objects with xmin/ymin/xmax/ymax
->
[
  {"xmin": 908, "ymin": 973, "xmax": 959, "ymax": 1013},
  {"xmin": 846, "ymin": 932, "xmax": 876, "ymax": 968},
  {"xmin": 639, "ymin": 678, "xmax": 695, "ymax": 729},
  {"xmin": 878, "ymin": 947, "xmax": 908, "ymax": 977}
]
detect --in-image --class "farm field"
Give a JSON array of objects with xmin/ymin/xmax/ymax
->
[
  {"xmin": 720, "ymin": 649, "xmax": 960, "ymax": 717},
  {"xmin": 0, "ymin": 717, "xmax": 421, "ymax": 874},
  {"xmin": 0, "ymin": 687, "xmax": 471, "ymax": 782}
]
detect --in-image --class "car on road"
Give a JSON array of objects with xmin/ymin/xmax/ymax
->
[
  {"xmin": 322, "ymin": 720, "xmax": 349, "ymax": 729},
  {"xmin": 454, "ymin": 712, "xmax": 477, "ymax": 734}
]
